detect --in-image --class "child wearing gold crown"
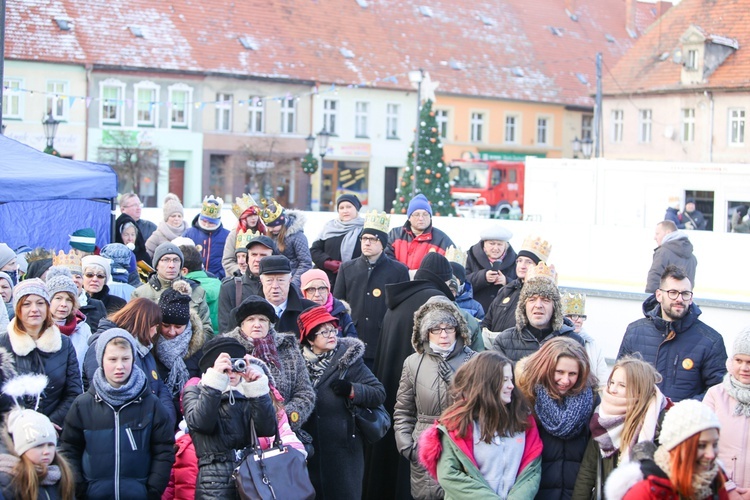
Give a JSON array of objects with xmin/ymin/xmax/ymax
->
[
  {"xmin": 259, "ymin": 198, "xmax": 312, "ymax": 288},
  {"xmin": 183, "ymin": 196, "xmax": 231, "ymax": 280},
  {"xmin": 221, "ymin": 194, "xmax": 267, "ymax": 277}
]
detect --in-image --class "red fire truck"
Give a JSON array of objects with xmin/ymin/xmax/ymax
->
[{"xmin": 449, "ymin": 160, "xmax": 525, "ymax": 218}]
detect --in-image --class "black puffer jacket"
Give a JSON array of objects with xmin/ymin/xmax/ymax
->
[
  {"xmin": 59, "ymin": 380, "xmax": 175, "ymax": 499},
  {"xmin": 617, "ymin": 295, "xmax": 727, "ymax": 401},
  {"xmin": 182, "ymin": 358, "xmax": 277, "ymax": 500},
  {"xmin": 481, "ymin": 277, "xmax": 524, "ymax": 333},
  {"xmin": 465, "ymin": 242, "xmax": 518, "ymax": 313}
]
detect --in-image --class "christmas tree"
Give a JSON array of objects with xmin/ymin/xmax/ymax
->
[{"xmin": 391, "ymin": 99, "xmax": 456, "ymax": 217}]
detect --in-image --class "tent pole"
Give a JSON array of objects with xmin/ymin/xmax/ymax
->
[{"xmin": 110, "ymin": 197, "xmax": 116, "ymax": 243}]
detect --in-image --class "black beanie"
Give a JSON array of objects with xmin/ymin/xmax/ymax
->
[
  {"xmin": 361, "ymin": 227, "xmax": 388, "ymax": 246},
  {"xmin": 449, "ymin": 262, "xmax": 466, "ymax": 284},
  {"xmin": 199, "ymin": 337, "xmax": 247, "ymax": 374},
  {"xmin": 337, "ymin": 194, "xmax": 362, "ymax": 211},
  {"xmin": 418, "ymin": 253, "xmax": 453, "ymax": 282},
  {"xmin": 159, "ymin": 288, "xmax": 191, "ymax": 325},
  {"xmin": 517, "ymin": 250, "xmax": 541, "ymax": 265}
]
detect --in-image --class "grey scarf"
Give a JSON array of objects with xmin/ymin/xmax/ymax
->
[
  {"xmin": 724, "ymin": 372, "xmax": 750, "ymax": 417},
  {"xmin": 318, "ymin": 217, "xmax": 365, "ymax": 262},
  {"xmin": 155, "ymin": 322, "xmax": 193, "ymax": 397},
  {"xmin": 92, "ymin": 364, "xmax": 148, "ymax": 407},
  {"xmin": 302, "ymin": 344, "xmax": 336, "ymax": 387}
]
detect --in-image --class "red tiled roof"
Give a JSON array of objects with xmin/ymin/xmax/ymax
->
[
  {"xmin": 603, "ymin": 0, "xmax": 749, "ymax": 95},
  {"xmin": 5, "ymin": 0, "xmax": 651, "ymax": 106}
]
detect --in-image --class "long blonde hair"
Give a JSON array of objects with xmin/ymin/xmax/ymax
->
[
  {"xmin": 11, "ymin": 452, "xmax": 75, "ymax": 500},
  {"xmin": 609, "ymin": 356, "xmax": 661, "ymax": 452}
]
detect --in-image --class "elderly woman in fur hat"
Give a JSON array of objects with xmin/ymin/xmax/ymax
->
[{"xmin": 393, "ymin": 296, "xmax": 476, "ymax": 500}]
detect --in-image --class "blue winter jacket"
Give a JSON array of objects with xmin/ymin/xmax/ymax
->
[
  {"xmin": 455, "ymin": 282, "xmax": 485, "ymax": 320},
  {"xmin": 183, "ymin": 215, "xmax": 230, "ymax": 280},
  {"xmin": 617, "ymin": 295, "xmax": 727, "ymax": 402}
]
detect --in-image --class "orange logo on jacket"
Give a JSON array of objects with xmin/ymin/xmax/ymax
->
[{"xmin": 682, "ymin": 358, "xmax": 694, "ymax": 370}]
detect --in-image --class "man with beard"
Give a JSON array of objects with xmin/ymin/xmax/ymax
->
[{"xmin": 618, "ymin": 265, "xmax": 726, "ymax": 401}]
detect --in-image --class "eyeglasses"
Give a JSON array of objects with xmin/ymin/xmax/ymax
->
[
  {"xmin": 409, "ymin": 212, "xmax": 431, "ymax": 219},
  {"xmin": 659, "ymin": 289, "xmax": 694, "ymax": 301},
  {"xmin": 122, "ymin": 202, "xmax": 143, "ymax": 209},
  {"xmin": 566, "ymin": 314, "xmax": 587, "ymax": 321},
  {"xmin": 360, "ymin": 236, "xmax": 380, "ymax": 244},
  {"xmin": 84, "ymin": 272, "xmax": 107, "ymax": 280},
  {"xmin": 315, "ymin": 329, "xmax": 338, "ymax": 338},
  {"xmin": 304, "ymin": 286, "xmax": 329, "ymax": 296},
  {"xmin": 159, "ymin": 257, "xmax": 181, "ymax": 265},
  {"xmin": 428, "ymin": 326, "xmax": 456, "ymax": 335}
]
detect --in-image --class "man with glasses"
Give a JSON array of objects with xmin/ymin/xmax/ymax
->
[
  {"xmin": 385, "ymin": 194, "xmax": 454, "ymax": 274},
  {"xmin": 645, "ymin": 220, "xmax": 697, "ymax": 293},
  {"xmin": 120, "ymin": 193, "xmax": 157, "ymax": 243},
  {"xmin": 334, "ymin": 211, "xmax": 409, "ymax": 368},
  {"xmin": 257, "ymin": 255, "xmax": 316, "ymax": 337},
  {"xmin": 618, "ymin": 265, "xmax": 726, "ymax": 401}
]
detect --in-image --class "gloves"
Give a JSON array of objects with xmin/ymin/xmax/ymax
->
[
  {"xmin": 323, "ymin": 260, "xmax": 342, "ymax": 273},
  {"xmin": 330, "ymin": 379, "xmax": 352, "ymax": 397}
]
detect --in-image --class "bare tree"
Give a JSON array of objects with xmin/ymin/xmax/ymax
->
[
  {"xmin": 98, "ymin": 131, "xmax": 160, "ymax": 198},
  {"xmin": 233, "ymin": 137, "xmax": 296, "ymax": 206}
]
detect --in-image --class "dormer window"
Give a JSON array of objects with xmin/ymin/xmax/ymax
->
[{"xmin": 686, "ymin": 49, "xmax": 698, "ymax": 71}]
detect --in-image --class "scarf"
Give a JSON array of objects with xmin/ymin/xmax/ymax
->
[
  {"xmin": 157, "ymin": 220, "xmax": 187, "ymax": 241},
  {"xmin": 429, "ymin": 341, "xmax": 456, "ymax": 359},
  {"xmin": 56, "ymin": 310, "xmax": 85, "ymax": 336},
  {"xmin": 723, "ymin": 372, "xmax": 750, "ymax": 417},
  {"xmin": 534, "ymin": 384, "xmax": 594, "ymax": 439},
  {"xmin": 302, "ymin": 345, "xmax": 336, "ymax": 387},
  {"xmin": 42, "ymin": 465, "xmax": 62, "ymax": 486},
  {"xmin": 229, "ymin": 328, "xmax": 282, "ymax": 370},
  {"xmin": 92, "ymin": 364, "xmax": 148, "ymax": 407},
  {"xmin": 323, "ymin": 292, "xmax": 335, "ymax": 314},
  {"xmin": 155, "ymin": 322, "xmax": 193, "ymax": 397},
  {"xmin": 318, "ymin": 217, "xmax": 365, "ymax": 262},
  {"xmin": 590, "ymin": 389, "xmax": 628, "ymax": 458},
  {"xmin": 654, "ymin": 444, "xmax": 719, "ymax": 499}
]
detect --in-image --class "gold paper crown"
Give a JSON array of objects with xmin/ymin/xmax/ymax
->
[
  {"xmin": 363, "ymin": 210, "xmax": 390, "ymax": 234},
  {"xmin": 520, "ymin": 235, "xmax": 552, "ymax": 262},
  {"xmin": 444, "ymin": 245, "xmax": 467, "ymax": 267},
  {"xmin": 200, "ymin": 195, "xmax": 224, "ymax": 220},
  {"xmin": 561, "ymin": 292, "xmax": 586, "ymax": 316},
  {"xmin": 525, "ymin": 261, "xmax": 557, "ymax": 284},
  {"xmin": 235, "ymin": 229, "xmax": 260, "ymax": 250},
  {"xmin": 260, "ymin": 198, "xmax": 284, "ymax": 224},
  {"xmin": 232, "ymin": 193, "xmax": 259, "ymax": 219},
  {"xmin": 53, "ymin": 250, "xmax": 82, "ymax": 270}
]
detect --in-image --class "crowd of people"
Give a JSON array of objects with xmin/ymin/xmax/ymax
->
[{"xmin": 0, "ymin": 190, "xmax": 746, "ymax": 500}]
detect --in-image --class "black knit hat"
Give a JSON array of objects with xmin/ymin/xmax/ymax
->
[
  {"xmin": 199, "ymin": 337, "xmax": 247, "ymax": 373},
  {"xmin": 159, "ymin": 288, "xmax": 191, "ymax": 325},
  {"xmin": 337, "ymin": 194, "xmax": 362, "ymax": 211},
  {"xmin": 232, "ymin": 295, "xmax": 279, "ymax": 328},
  {"xmin": 418, "ymin": 252, "xmax": 453, "ymax": 282},
  {"xmin": 449, "ymin": 262, "xmax": 466, "ymax": 285},
  {"xmin": 361, "ymin": 227, "xmax": 388, "ymax": 246}
]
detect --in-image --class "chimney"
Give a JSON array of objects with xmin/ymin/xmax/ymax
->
[{"xmin": 625, "ymin": 0, "xmax": 638, "ymax": 37}]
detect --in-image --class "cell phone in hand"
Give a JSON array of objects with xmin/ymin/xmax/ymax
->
[{"xmin": 491, "ymin": 261, "xmax": 503, "ymax": 271}]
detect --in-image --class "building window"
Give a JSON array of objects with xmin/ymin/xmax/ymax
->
[
  {"xmin": 100, "ymin": 80, "xmax": 126, "ymax": 126},
  {"xmin": 46, "ymin": 81, "xmax": 68, "ymax": 120},
  {"xmin": 537, "ymin": 117, "xmax": 550, "ymax": 145},
  {"xmin": 730, "ymin": 108, "xmax": 746, "ymax": 145},
  {"xmin": 168, "ymin": 84, "xmax": 192, "ymax": 129},
  {"xmin": 280, "ymin": 98, "xmax": 296, "ymax": 134},
  {"xmin": 471, "ymin": 112, "xmax": 484, "ymax": 142},
  {"xmin": 386, "ymin": 103, "xmax": 399, "ymax": 139},
  {"xmin": 323, "ymin": 99, "xmax": 338, "ymax": 135},
  {"xmin": 436, "ymin": 109, "xmax": 448, "ymax": 138},
  {"xmin": 611, "ymin": 110, "xmax": 624, "ymax": 142},
  {"xmin": 134, "ymin": 81, "xmax": 159, "ymax": 127},
  {"xmin": 248, "ymin": 97, "xmax": 264, "ymax": 133},
  {"xmin": 2, "ymin": 78, "xmax": 22, "ymax": 118},
  {"xmin": 582, "ymin": 115, "xmax": 593, "ymax": 140},
  {"xmin": 355, "ymin": 101, "xmax": 369, "ymax": 138},
  {"xmin": 504, "ymin": 115, "xmax": 518, "ymax": 143},
  {"xmin": 639, "ymin": 109, "xmax": 652, "ymax": 143},
  {"xmin": 215, "ymin": 93, "xmax": 232, "ymax": 131},
  {"xmin": 686, "ymin": 49, "xmax": 698, "ymax": 71},
  {"xmin": 681, "ymin": 108, "xmax": 695, "ymax": 143}
]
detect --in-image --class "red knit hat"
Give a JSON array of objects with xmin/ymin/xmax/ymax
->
[{"xmin": 297, "ymin": 305, "xmax": 338, "ymax": 343}]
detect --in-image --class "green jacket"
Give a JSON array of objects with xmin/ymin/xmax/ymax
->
[{"xmin": 185, "ymin": 270, "xmax": 221, "ymax": 333}]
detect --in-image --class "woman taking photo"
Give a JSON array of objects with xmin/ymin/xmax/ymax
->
[
  {"xmin": 517, "ymin": 336, "xmax": 597, "ymax": 500},
  {"xmin": 298, "ymin": 305, "xmax": 385, "ymax": 498},
  {"xmin": 222, "ymin": 193, "xmax": 267, "ymax": 277},
  {"xmin": 310, "ymin": 194, "xmax": 364, "ymax": 289},
  {"xmin": 260, "ymin": 198, "xmax": 312, "ymax": 288},
  {"xmin": 222, "ymin": 295, "xmax": 315, "ymax": 430},
  {"xmin": 394, "ymin": 296, "xmax": 476, "ymax": 500},
  {"xmin": 300, "ymin": 269, "xmax": 357, "ymax": 338},
  {"xmin": 573, "ymin": 356, "xmax": 672, "ymax": 500},
  {"xmin": 419, "ymin": 350, "xmax": 542, "ymax": 499}
]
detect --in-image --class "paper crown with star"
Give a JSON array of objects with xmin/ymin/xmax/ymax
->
[{"xmin": 561, "ymin": 292, "xmax": 586, "ymax": 316}]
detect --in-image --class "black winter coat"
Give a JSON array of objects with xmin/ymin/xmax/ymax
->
[
  {"xmin": 617, "ymin": 295, "xmax": 727, "ymax": 401},
  {"xmin": 493, "ymin": 322, "xmax": 584, "ymax": 363},
  {"xmin": 59, "ymin": 381, "xmax": 175, "ymax": 500},
  {"xmin": 482, "ymin": 277, "xmax": 524, "ymax": 333},
  {"xmin": 90, "ymin": 286, "xmax": 127, "ymax": 315},
  {"xmin": 465, "ymin": 242, "xmax": 518, "ymax": 313},
  {"xmin": 303, "ymin": 337, "xmax": 386, "ymax": 499},
  {"xmin": 310, "ymin": 229, "xmax": 362, "ymax": 290},
  {"xmin": 116, "ymin": 213, "xmax": 152, "ymax": 266},
  {"xmin": 217, "ymin": 270, "xmax": 263, "ymax": 334},
  {"xmin": 645, "ymin": 233, "xmax": 698, "ymax": 293},
  {"xmin": 79, "ymin": 297, "xmax": 108, "ymax": 332},
  {"xmin": 0, "ymin": 322, "xmax": 82, "ymax": 427},
  {"xmin": 275, "ymin": 287, "xmax": 318, "ymax": 338},
  {"xmin": 182, "ymin": 362, "xmax": 277, "ymax": 500},
  {"xmin": 333, "ymin": 253, "xmax": 410, "ymax": 364},
  {"xmin": 330, "ymin": 297, "xmax": 358, "ymax": 338}
]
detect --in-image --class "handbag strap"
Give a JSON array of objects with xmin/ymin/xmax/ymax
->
[
  {"xmin": 338, "ymin": 367, "xmax": 356, "ymax": 413},
  {"xmin": 249, "ymin": 413, "xmax": 284, "ymax": 452}
]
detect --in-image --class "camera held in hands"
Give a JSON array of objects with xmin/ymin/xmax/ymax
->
[{"xmin": 230, "ymin": 358, "xmax": 247, "ymax": 372}]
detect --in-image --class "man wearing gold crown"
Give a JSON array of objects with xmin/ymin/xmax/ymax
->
[
  {"xmin": 183, "ymin": 196, "xmax": 230, "ymax": 280},
  {"xmin": 333, "ymin": 211, "xmax": 409, "ymax": 369}
]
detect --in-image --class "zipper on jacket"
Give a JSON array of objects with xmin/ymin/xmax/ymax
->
[{"xmin": 102, "ymin": 396, "xmax": 140, "ymax": 500}]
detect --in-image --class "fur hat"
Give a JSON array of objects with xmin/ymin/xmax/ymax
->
[
  {"xmin": 69, "ymin": 228, "xmax": 97, "ymax": 253},
  {"xmin": 153, "ymin": 242, "xmax": 184, "ymax": 269},
  {"xmin": 412, "ymin": 296, "xmax": 470, "ymax": 353},
  {"xmin": 159, "ymin": 285, "xmax": 192, "ymax": 326},
  {"xmin": 82, "ymin": 255, "xmax": 112, "ymax": 284},
  {"xmin": 479, "ymin": 225, "xmax": 513, "ymax": 242},
  {"xmin": 232, "ymin": 295, "xmax": 278, "ymax": 328},
  {"xmin": 407, "ymin": 194, "xmax": 432, "ymax": 217},
  {"xmin": 0, "ymin": 243, "xmax": 15, "ymax": 270},
  {"xmin": 297, "ymin": 305, "xmax": 338, "ymax": 342},
  {"xmin": 337, "ymin": 194, "xmax": 362, "ymax": 211},
  {"xmin": 7, "ymin": 408, "xmax": 57, "ymax": 456},
  {"xmin": 95, "ymin": 328, "xmax": 137, "ymax": 367},
  {"xmin": 516, "ymin": 276, "xmax": 563, "ymax": 332},
  {"xmin": 658, "ymin": 400, "xmax": 721, "ymax": 451},
  {"xmin": 163, "ymin": 193, "xmax": 184, "ymax": 222},
  {"xmin": 12, "ymin": 278, "xmax": 50, "ymax": 308},
  {"xmin": 300, "ymin": 269, "xmax": 330, "ymax": 292}
]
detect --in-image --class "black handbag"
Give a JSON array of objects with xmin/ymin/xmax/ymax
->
[
  {"xmin": 233, "ymin": 417, "xmax": 316, "ymax": 500},
  {"xmin": 339, "ymin": 368, "xmax": 391, "ymax": 444}
]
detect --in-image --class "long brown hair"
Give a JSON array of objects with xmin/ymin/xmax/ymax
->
[
  {"xmin": 14, "ymin": 295, "xmax": 54, "ymax": 334},
  {"xmin": 269, "ymin": 223, "xmax": 288, "ymax": 253},
  {"xmin": 440, "ymin": 351, "xmax": 529, "ymax": 443},
  {"xmin": 109, "ymin": 298, "xmax": 162, "ymax": 346},
  {"xmin": 11, "ymin": 452, "xmax": 75, "ymax": 500},
  {"xmin": 517, "ymin": 337, "xmax": 595, "ymax": 405},
  {"xmin": 669, "ymin": 431, "xmax": 724, "ymax": 498},
  {"xmin": 609, "ymin": 356, "xmax": 661, "ymax": 453}
]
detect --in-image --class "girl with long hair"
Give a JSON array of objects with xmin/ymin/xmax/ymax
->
[
  {"xmin": 517, "ymin": 336, "xmax": 598, "ymax": 499},
  {"xmin": 418, "ymin": 351, "xmax": 543, "ymax": 498},
  {"xmin": 573, "ymin": 356, "xmax": 673, "ymax": 499}
]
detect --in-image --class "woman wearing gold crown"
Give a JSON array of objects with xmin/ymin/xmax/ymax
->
[
  {"xmin": 310, "ymin": 194, "xmax": 364, "ymax": 290},
  {"xmin": 221, "ymin": 194, "xmax": 267, "ymax": 277},
  {"xmin": 260, "ymin": 198, "xmax": 312, "ymax": 288}
]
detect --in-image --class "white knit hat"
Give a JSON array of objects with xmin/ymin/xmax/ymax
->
[
  {"xmin": 658, "ymin": 400, "xmax": 721, "ymax": 451},
  {"xmin": 733, "ymin": 326, "xmax": 750, "ymax": 356},
  {"xmin": 82, "ymin": 255, "xmax": 112, "ymax": 284},
  {"xmin": 7, "ymin": 408, "xmax": 57, "ymax": 456}
]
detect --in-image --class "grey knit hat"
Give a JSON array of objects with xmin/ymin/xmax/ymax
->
[
  {"xmin": 153, "ymin": 242, "xmax": 184, "ymax": 268},
  {"xmin": 658, "ymin": 400, "xmax": 721, "ymax": 451},
  {"xmin": 101, "ymin": 243, "xmax": 132, "ymax": 271},
  {"xmin": 46, "ymin": 272, "xmax": 79, "ymax": 301},
  {"xmin": 734, "ymin": 326, "xmax": 750, "ymax": 356},
  {"xmin": 95, "ymin": 328, "xmax": 137, "ymax": 367},
  {"xmin": 0, "ymin": 272, "xmax": 13, "ymax": 292},
  {"xmin": 0, "ymin": 243, "xmax": 15, "ymax": 269},
  {"xmin": 12, "ymin": 278, "xmax": 50, "ymax": 308}
]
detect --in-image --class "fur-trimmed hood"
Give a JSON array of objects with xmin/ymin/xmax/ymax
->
[
  {"xmin": 333, "ymin": 336, "xmax": 366, "ymax": 371},
  {"xmin": 515, "ymin": 276, "xmax": 563, "ymax": 332},
  {"xmin": 0, "ymin": 347, "xmax": 16, "ymax": 381},
  {"xmin": 284, "ymin": 210, "xmax": 306, "ymax": 237},
  {"xmin": 411, "ymin": 296, "xmax": 470, "ymax": 354},
  {"xmin": 152, "ymin": 309, "xmax": 206, "ymax": 359},
  {"xmin": 5, "ymin": 318, "xmax": 62, "ymax": 356}
]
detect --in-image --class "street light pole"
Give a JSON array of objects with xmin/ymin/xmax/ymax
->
[
  {"xmin": 42, "ymin": 111, "xmax": 60, "ymax": 155},
  {"xmin": 408, "ymin": 69, "xmax": 424, "ymax": 198},
  {"xmin": 317, "ymin": 129, "xmax": 330, "ymax": 209}
]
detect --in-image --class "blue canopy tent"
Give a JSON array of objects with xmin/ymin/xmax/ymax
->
[{"xmin": 0, "ymin": 135, "xmax": 118, "ymax": 251}]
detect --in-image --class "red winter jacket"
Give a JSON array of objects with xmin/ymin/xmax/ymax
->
[
  {"xmin": 162, "ymin": 433, "xmax": 198, "ymax": 500},
  {"xmin": 386, "ymin": 223, "xmax": 455, "ymax": 270},
  {"xmin": 623, "ymin": 471, "xmax": 729, "ymax": 500}
]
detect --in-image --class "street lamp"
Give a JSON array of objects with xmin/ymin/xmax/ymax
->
[
  {"xmin": 571, "ymin": 136, "xmax": 581, "ymax": 158},
  {"xmin": 408, "ymin": 69, "xmax": 424, "ymax": 198},
  {"xmin": 42, "ymin": 112, "xmax": 60, "ymax": 155},
  {"xmin": 302, "ymin": 129, "xmax": 330, "ymax": 210},
  {"xmin": 581, "ymin": 137, "xmax": 594, "ymax": 159}
]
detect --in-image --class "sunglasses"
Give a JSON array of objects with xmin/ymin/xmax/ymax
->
[{"xmin": 84, "ymin": 272, "xmax": 107, "ymax": 280}]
